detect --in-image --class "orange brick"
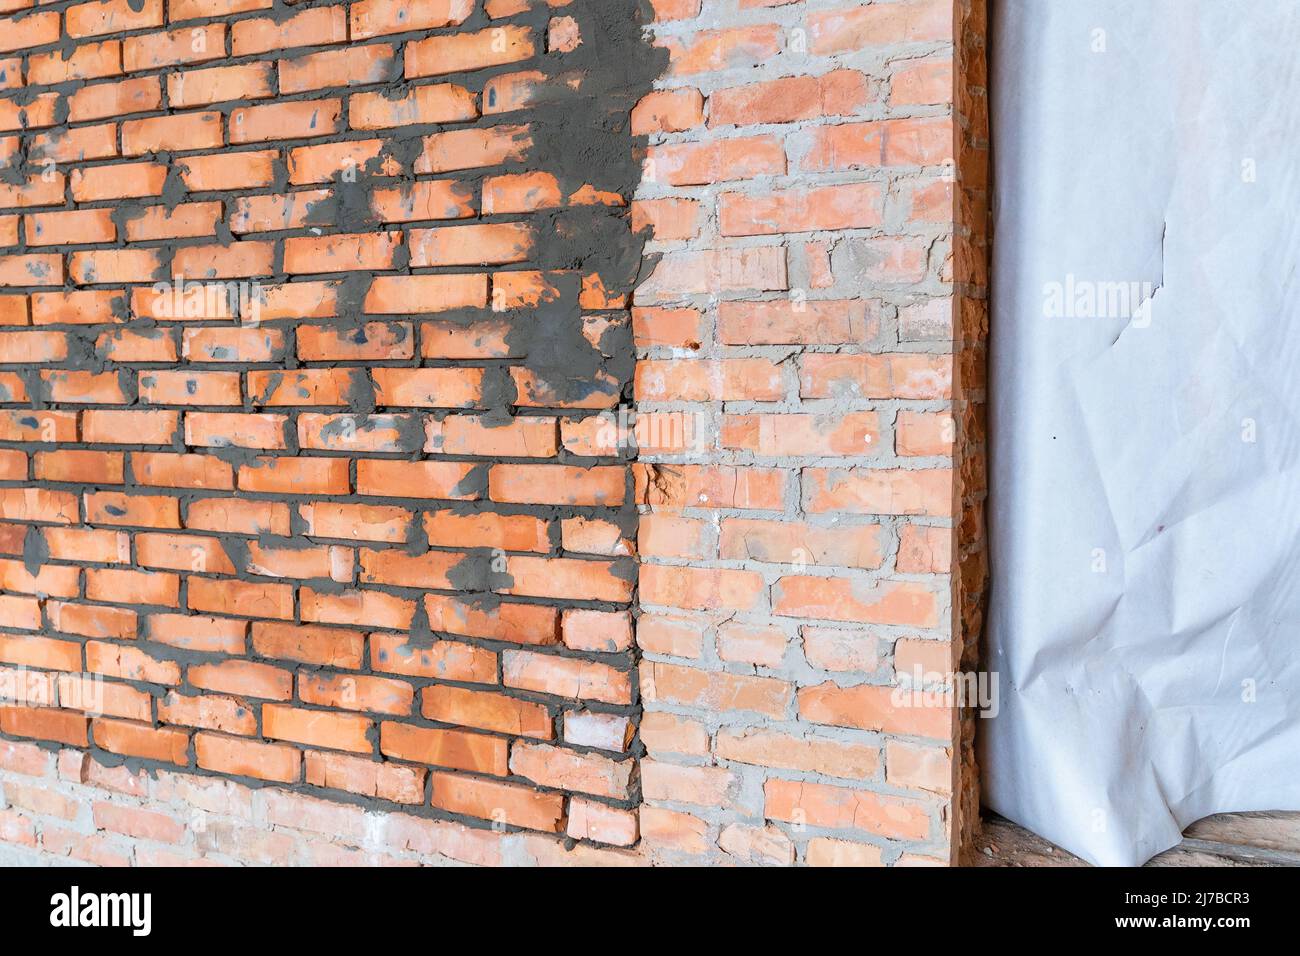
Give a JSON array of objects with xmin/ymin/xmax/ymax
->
[
  {"xmin": 28, "ymin": 41, "xmax": 122, "ymax": 84},
  {"xmin": 370, "ymin": 633, "xmax": 496, "ymax": 683},
  {"xmin": 196, "ymin": 731, "xmax": 300, "ymax": 783},
  {"xmin": 26, "ymin": 209, "xmax": 116, "ymax": 248},
  {"xmin": 171, "ymin": 241, "xmax": 275, "ymax": 280},
  {"xmin": 42, "ymin": 370, "xmax": 130, "ymax": 404},
  {"xmin": 283, "ymin": 231, "xmax": 401, "ymax": 274},
  {"xmin": 642, "ymin": 660, "xmax": 792, "ymax": 718},
  {"xmin": 238, "ymin": 457, "xmax": 350, "ymax": 495},
  {"xmin": 186, "ymin": 497, "xmax": 290, "ymax": 536},
  {"xmin": 0, "ymin": 706, "xmax": 88, "ymax": 747},
  {"xmin": 897, "ymin": 524, "xmax": 952, "ymax": 573},
  {"xmin": 721, "ymin": 411, "xmax": 880, "ymax": 456},
  {"xmin": 86, "ymin": 641, "xmax": 180, "ymax": 684},
  {"xmin": 503, "ymin": 650, "xmax": 632, "ymax": 705},
  {"xmin": 124, "ymin": 23, "xmax": 225, "ymax": 70},
  {"xmin": 158, "ymin": 691, "xmax": 256, "ymax": 736},
  {"xmin": 87, "ymin": 567, "xmax": 179, "ymax": 607},
  {"xmin": 180, "ymin": 150, "xmax": 278, "ymax": 190},
  {"xmin": 510, "ymin": 741, "xmax": 632, "ymax": 798},
  {"xmin": 146, "ymin": 611, "xmax": 245, "ymax": 653},
  {"xmin": 802, "ymin": 467, "xmax": 952, "ymax": 517},
  {"xmin": 364, "ymin": 274, "xmax": 487, "ymax": 313},
  {"xmin": 0, "ymin": 254, "xmax": 62, "ymax": 287},
  {"xmin": 66, "ymin": 0, "xmax": 164, "ymax": 39},
  {"xmin": 121, "ymin": 112, "xmax": 223, "ymax": 156},
  {"xmin": 92, "ymin": 719, "xmax": 189, "ymax": 765},
  {"xmin": 169, "ymin": 62, "xmax": 274, "ymax": 107},
  {"xmin": 803, "ymin": 117, "xmax": 954, "ymax": 171},
  {"xmin": 80, "ymin": 410, "xmax": 173, "ymax": 446},
  {"xmin": 279, "ymin": 43, "xmax": 398, "ymax": 95},
  {"xmin": 808, "ymin": 0, "xmax": 952, "ymax": 54},
  {"xmin": 34, "ymin": 450, "xmax": 125, "ymax": 484},
  {"xmin": 190, "ymin": 659, "xmax": 292, "ymax": 701},
  {"xmin": 230, "ymin": 99, "xmax": 342, "ymax": 144},
  {"xmin": 428, "ymin": 770, "xmax": 563, "ymax": 832},
  {"xmin": 304, "ymin": 750, "xmax": 425, "ymax": 804},
  {"xmin": 0, "ymin": 595, "xmax": 40, "ymax": 631},
  {"xmin": 251, "ymin": 621, "xmax": 365, "ymax": 670},
  {"xmin": 299, "ymin": 672, "xmax": 412, "ymax": 716},
  {"xmin": 350, "ymin": 83, "xmax": 477, "ymax": 129},
  {"xmin": 773, "ymin": 575, "xmax": 938, "ymax": 626},
  {"xmin": 421, "ymin": 684, "xmax": 552, "ymax": 739},
  {"xmin": 124, "ymin": 202, "xmax": 222, "ymax": 242},
  {"xmin": 357, "ymin": 548, "xmax": 460, "ymax": 590},
  {"xmin": 662, "ymin": 25, "xmax": 781, "ymax": 75},
  {"xmin": 249, "ymin": 368, "xmax": 354, "ymax": 406},
  {"xmin": 231, "ymin": 6, "xmax": 348, "ymax": 56},
  {"xmin": 422, "ymin": 593, "xmax": 558, "ymax": 645},
  {"xmin": 298, "ymin": 501, "xmax": 412, "ymax": 543},
  {"xmin": 47, "ymin": 601, "xmax": 137, "ymax": 640},
  {"xmin": 765, "ymin": 777, "xmax": 932, "ymax": 840},
  {"xmin": 263, "ymin": 704, "xmax": 372, "ymax": 754},
  {"xmin": 0, "ymin": 489, "xmax": 78, "ymax": 524},
  {"xmin": 408, "ymin": 221, "xmax": 533, "ymax": 268},
  {"xmin": 181, "ymin": 326, "xmax": 282, "ymax": 363},
  {"xmin": 132, "ymin": 452, "xmax": 234, "ymax": 490},
  {"xmin": 0, "ymin": 409, "xmax": 77, "ymax": 442},
  {"xmin": 798, "ymin": 679, "xmax": 951, "ymax": 738},
  {"xmin": 489, "ymin": 464, "xmax": 625, "ymax": 506},
  {"xmin": 66, "ymin": 76, "xmax": 159, "ymax": 124},
  {"xmin": 184, "ymin": 411, "xmax": 287, "ymax": 450},
  {"xmin": 351, "ymin": 0, "xmax": 475, "ymax": 40},
  {"xmin": 370, "ymin": 180, "xmax": 476, "ymax": 222},
  {"xmin": 379, "ymin": 721, "xmax": 507, "ymax": 775},
  {"xmin": 567, "ymin": 798, "xmax": 638, "ymax": 847},
  {"xmin": 71, "ymin": 161, "xmax": 167, "ymax": 201},
  {"xmin": 0, "ymin": 633, "xmax": 82, "ymax": 671},
  {"xmin": 85, "ymin": 490, "xmax": 181, "ymax": 528},
  {"xmin": 369, "ymin": 368, "xmax": 483, "ymax": 410},
  {"xmin": 297, "ymin": 322, "xmax": 414, "ymax": 361},
  {"xmin": 300, "ymin": 586, "xmax": 415, "ymax": 631},
  {"xmin": 188, "ymin": 578, "xmax": 294, "ymax": 621},
  {"xmin": 632, "ymin": 88, "xmax": 704, "ymax": 134},
  {"xmin": 720, "ymin": 182, "xmax": 884, "ymax": 236},
  {"xmin": 406, "ymin": 25, "xmax": 535, "ymax": 78},
  {"xmin": 416, "ymin": 124, "xmax": 531, "ymax": 174}
]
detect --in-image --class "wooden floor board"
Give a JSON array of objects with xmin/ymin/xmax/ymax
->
[{"xmin": 972, "ymin": 813, "xmax": 1300, "ymax": 867}]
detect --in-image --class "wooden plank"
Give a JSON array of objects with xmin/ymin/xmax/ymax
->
[
  {"xmin": 971, "ymin": 817, "xmax": 1087, "ymax": 867},
  {"xmin": 1183, "ymin": 811, "xmax": 1300, "ymax": 854},
  {"xmin": 973, "ymin": 813, "xmax": 1300, "ymax": 867}
]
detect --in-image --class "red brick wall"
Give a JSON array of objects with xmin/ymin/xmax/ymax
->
[
  {"xmin": 631, "ymin": 0, "xmax": 985, "ymax": 865},
  {"xmin": 0, "ymin": 0, "xmax": 986, "ymax": 867}
]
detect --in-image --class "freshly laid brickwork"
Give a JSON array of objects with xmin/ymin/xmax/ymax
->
[
  {"xmin": 0, "ymin": 0, "xmax": 650, "ymax": 857},
  {"xmin": 0, "ymin": 0, "xmax": 987, "ymax": 867}
]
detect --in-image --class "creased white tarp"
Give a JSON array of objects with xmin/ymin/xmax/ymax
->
[{"xmin": 983, "ymin": 0, "xmax": 1300, "ymax": 866}]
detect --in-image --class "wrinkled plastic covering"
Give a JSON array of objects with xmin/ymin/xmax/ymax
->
[{"xmin": 983, "ymin": 0, "xmax": 1300, "ymax": 866}]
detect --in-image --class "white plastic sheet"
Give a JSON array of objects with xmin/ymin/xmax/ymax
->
[{"xmin": 983, "ymin": 0, "xmax": 1300, "ymax": 866}]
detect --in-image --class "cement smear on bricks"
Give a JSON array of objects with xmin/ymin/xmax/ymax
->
[{"xmin": 0, "ymin": 0, "xmax": 665, "ymax": 856}]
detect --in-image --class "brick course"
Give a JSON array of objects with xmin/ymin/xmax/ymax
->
[{"xmin": 0, "ymin": 0, "xmax": 986, "ymax": 866}]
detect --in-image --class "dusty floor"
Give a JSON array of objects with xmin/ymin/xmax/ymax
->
[{"xmin": 974, "ymin": 813, "xmax": 1300, "ymax": 867}]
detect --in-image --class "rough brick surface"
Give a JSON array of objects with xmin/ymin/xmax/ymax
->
[
  {"xmin": 632, "ymin": 0, "xmax": 986, "ymax": 867},
  {"xmin": 0, "ymin": 0, "xmax": 986, "ymax": 867}
]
